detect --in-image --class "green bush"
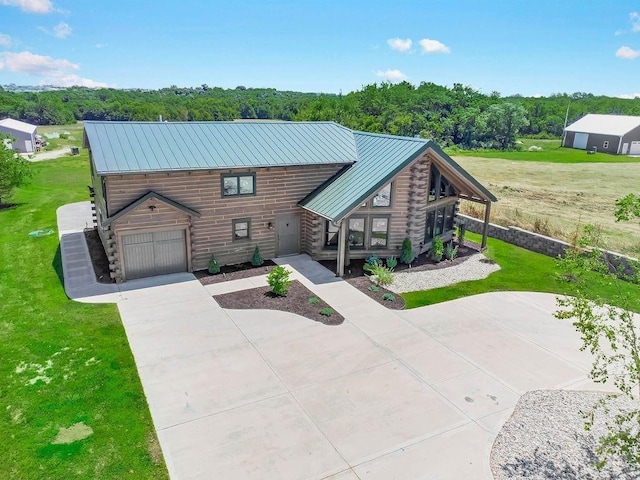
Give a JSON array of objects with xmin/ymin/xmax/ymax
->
[
  {"xmin": 400, "ymin": 238, "xmax": 415, "ymax": 264},
  {"xmin": 251, "ymin": 244, "xmax": 264, "ymax": 266},
  {"xmin": 308, "ymin": 296, "xmax": 320, "ymax": 304},
  {"xmin": 382, "ymin": 292, "xmax": 395, "ymax": 302},
  {"xmin": 208, "ymin": 255, "xmax": 221, "ymax": 274},
  {"xmin": 457, "ymin": 223, "xmax": 466, "ymax": 246},
  {"xmin": 368, "ymin": 284, "xmax": 381, "ymax": 292},
  {"xmin": 386, "ymin": 256, "xmax": 398, "ymax": 270},
  {"xmin": 366, "ymin": 263, "xmax": 394, "ymax": 286},
  {"xmin": 430, "ymin": 236, "xmax": 444, "ymax": 262},
  {"xmin": 58, "ymin": 133, "xmax": 69, "ymax": 139},
  {"xmin": 319, "ymin": 307, "xmax": 334, "ymax": 317},
  {"xmin": 365, "ymin": 254, "xmax": 382, "ymax": 267},
  {"xmin": 267, "ymin": 266, "xmax": 292, "ymax": 296},
  {"xmin": 444, "ymin": 244, "xmax": 458, "ymax": 261}
]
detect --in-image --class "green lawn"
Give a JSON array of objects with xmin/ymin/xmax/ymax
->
[
  {"xmin": 447, "ymin": 138, "xmax": 640, "ymax": 163},
  {"xmin": 403, "ymin": 233, "xmax": 640, "ymax": 311},
  {"xmin": 0, "ymin": 156, "xmax": 167, "ymax": 479},
  {"xmin": 37, "ymin": 122, "xmax": 85, "ymax": 152}
]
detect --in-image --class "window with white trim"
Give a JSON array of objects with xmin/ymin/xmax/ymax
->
[{"xmin": 603, "ymin": 141, "xmax": 609, "ymax": 149}]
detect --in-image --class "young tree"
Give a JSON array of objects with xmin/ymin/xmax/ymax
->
[
  {"xmin": 480, "ymin": 102, "xmax": 529, "ymax": 150},
  {"xmin": 555, "ymin": 205, "xmax": 640, "ymax": 467},
  {"xmin": 0, "ymin": 141, "xmax": 32, "ymax": 206}
]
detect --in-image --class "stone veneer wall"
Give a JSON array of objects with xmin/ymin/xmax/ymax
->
[{"xmin": 457, "ymin": 214, "xmax": 638, "ymax": 276}]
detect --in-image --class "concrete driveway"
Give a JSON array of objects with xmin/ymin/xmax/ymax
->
[{"xmin": 113, "ymin": 257, "xmax": 599, "ymax": 480}]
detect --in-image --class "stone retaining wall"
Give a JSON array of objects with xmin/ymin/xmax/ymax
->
[{"xmin": 457, "ymin": 214, "xmax": 638, "ymax": 276}]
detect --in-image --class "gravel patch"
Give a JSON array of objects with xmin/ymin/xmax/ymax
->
[
  {"xmin": 387, "ymin": 253, "xmax": 500, "ymax": 293},
  {"xmin": 492, "ymin": 390, "xmax": 640, "ymax": 480}
]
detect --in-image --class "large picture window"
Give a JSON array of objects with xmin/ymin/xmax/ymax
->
[
  {"xmin": 348, "ymin": 218, "xmax": 365, "ymax": 248},
  {"xmin": 424, "ymin": 201, "xmax": 457, "ymax": 243},
  {"xmin": 370, "ymin": 217, "xmax": 389, "ymax": 247},
  {"xmin": 222, "ymin": 174, "xmax": 255, "ymax": 197}
]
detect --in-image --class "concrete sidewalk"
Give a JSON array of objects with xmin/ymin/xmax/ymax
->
[{"xmin": 57, "ymin": 203, "xmax": 605, "ymax": 480}]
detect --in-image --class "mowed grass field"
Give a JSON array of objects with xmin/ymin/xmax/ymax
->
[
  {"xmin": 0, "ymin": 155, "xmax": 167, "ymax": 479},
  {"xmin": 453, "ymin": 149, "xmax": 640, "ymax": 257},
  {"xmin": 450, "ymin": 138, "xmax": 640, "ymax": 163}
]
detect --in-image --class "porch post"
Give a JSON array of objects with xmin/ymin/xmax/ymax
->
[
  {"xmin": 336, "ymin": 221, "xmax": 346, "ymax": 277},
  {"xmin": 481, "ymin": 201, "xmax": 491, "ymax": 250}
]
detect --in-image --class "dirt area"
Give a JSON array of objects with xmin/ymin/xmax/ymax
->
[
  {"xmin": 84, "ymin": 228, "xmax": 115, "ymax": 284},
  {"xmin": 454, "ymin": 156, "xmax": 640, "ymax": 257},
  {"xmin": 213, "ymin": 280, "xmax": 345, "ymax": 326},
  {"xmin": 194, "ymin": 260, "xmax": 277, "ymax": 284},
  {"xmin": 23, "ymin": 147, "xmax": 73, "ymax": 162},
  {"xmin": 51, "ymin": 422, "xmax": 93, "ymax": 445}
]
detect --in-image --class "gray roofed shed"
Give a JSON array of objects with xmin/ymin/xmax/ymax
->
[{"xmin": 84, "ymin": 121, "xmax": 358, "ymax": 174}]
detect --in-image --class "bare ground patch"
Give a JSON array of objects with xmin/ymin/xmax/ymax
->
[{"xmin": 51, "ymin": 422, "xmax": 93, "ymax": 445}]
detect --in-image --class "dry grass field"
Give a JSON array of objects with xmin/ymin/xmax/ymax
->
[{"xmin": 454, "ymin": 156, "xmax": 640, "ymax": 257}]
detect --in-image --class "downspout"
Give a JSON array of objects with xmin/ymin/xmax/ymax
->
[
  {"xmin": 336, "ymin": 220, "xmax": 347, "ymax": 277},
  {"xmin": 481, "ymin": 202, "xmax": 492, "ymax": 250}
]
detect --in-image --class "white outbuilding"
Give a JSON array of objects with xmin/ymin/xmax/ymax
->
[{"xmin": 0, "ymin": 118, "xmax": 38, "ymax": 153}]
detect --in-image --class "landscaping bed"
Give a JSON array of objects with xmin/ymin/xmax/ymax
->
[
  {"xmin": 195, "ymin": 260, "xmax": 277, "ymax": 285},
  {"xmin": 213, "ymin": 280, "xmax": 344, "ymax": 326},
  {"xmin": 84, "ymin": 228, "xmax": 115, "ymax": 284}
]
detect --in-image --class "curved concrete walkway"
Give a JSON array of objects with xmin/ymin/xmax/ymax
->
[{"xmin": 57, "ymin": 202, "xmax": 607, "ymax": 480}]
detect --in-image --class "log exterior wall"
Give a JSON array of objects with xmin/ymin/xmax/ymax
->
[{"xmin": 98, "ymin": 163, "xmax": 344, "ymax": 278}]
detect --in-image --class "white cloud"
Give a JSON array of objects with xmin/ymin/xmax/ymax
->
[
  {"xmin": 387, "ymin": 38, "xmax": 412, "ymax": 53},
  {"xmin": 375, "ymin": 69, "xmax": 407, "ymax": 82},
  {"xmin": 53, "ymin": 21, "xmax": 71, "ymax": 38},
  {"xmin": 0, "ymin": 51, "xmax": 108, "ymax": 87},
  {"xmin": 618, "ymin": 92, "xmax": 640, "ymax": 99},
  {"xmin": 631, "ymin": 12, "xmax": 640, "ymax": 32},
  {"xmin": 0, "ymin": 0, "xmax": 53, "ymax": 13},
  {"xmin": 616, "ymin": 45, "xmax": 640, "ymax": 59},
  {"xmin": 0, "ymin": 33, "xmax": 11, "ymax": 47},
  {"xmin": 418, "ymin": 38, "xmax": 451, "ymax": 54}
]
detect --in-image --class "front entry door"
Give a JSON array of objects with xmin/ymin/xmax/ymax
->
[{"xmin": 276, "ymin": 213, "xmax": 300, "ymax": 256}]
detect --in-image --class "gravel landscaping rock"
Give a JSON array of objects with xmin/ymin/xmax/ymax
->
[
  {"xmin": 388, "ymin": 253, "xmax": 500, "ymax": 293},
  {"xmin": 492, "ymin": 390, "xmax": 640, "ymax": 480}
]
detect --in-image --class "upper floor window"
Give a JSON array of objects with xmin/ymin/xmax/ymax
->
[
  {"xmin": 428, "ymin": 164, "xmax": 456, "ymax": 203},
  {"xmin": 372, "ymin": 183, "xmax": 392, "ymax": 207},
  {"xmin": 222, "ymin": 174, "xmax": 255, "ymax": 197}
]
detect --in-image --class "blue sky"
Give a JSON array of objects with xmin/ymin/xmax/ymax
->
[{"xmin": 1, "ymin": 0, "xmax": 640, "ymax": 97}]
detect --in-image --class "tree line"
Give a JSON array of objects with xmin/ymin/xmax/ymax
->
[{"xmin": 1, "ymin": 82, "xmax": 640, "ymax": 150}]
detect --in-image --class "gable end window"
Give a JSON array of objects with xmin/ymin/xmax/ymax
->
[
  {"xmin": 233, "ymin": 218, "xmax": 251, "ymax": 241},
  {"xmin": 372, "ymin": 183, "xmax": 392, "ymax": 208},
  {"xmin": 428, "ymin": 164, "xmax": 456, "ymax": 203},
  {"xmin": 222, "ymin": 174, "xmax": 255, "ymax": 197}
]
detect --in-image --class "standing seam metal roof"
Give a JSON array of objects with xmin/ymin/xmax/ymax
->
[
  {"xmin": 0, "ymin": 118, "xmax": 37, "ymax": 134},
  {"xmin": 564, "ymin": 114, "xmax": 640, "ymax": 136},
  {"xmin": 84, "ymin": 121, "xmax": 358, "ymax": 174}
]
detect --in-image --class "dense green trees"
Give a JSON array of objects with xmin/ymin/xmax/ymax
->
[
  {"xmin": 1, "ymin": 82, "xmax": 640, "ymax": 150},
  {"xmin": 0, "ymin": 141, "xmax": 32, "ymax": 205}
]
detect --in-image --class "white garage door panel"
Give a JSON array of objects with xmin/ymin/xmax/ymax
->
[
  {"xmin": 122, "ymin": 230, "xmax": 187, "ymax": 280},
  {"xmin": 630, "ymin": 141, "xmax": 640, "ymax": 155},
  {"xmin": 572, "ymin": 133, "xmax": 588, "ymax": 150}
]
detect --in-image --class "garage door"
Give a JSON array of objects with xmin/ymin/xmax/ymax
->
[
  {"xmin": 630, "ymin": 141, "xmax": 640, "ymax": 155},
  {"xmin": 572, "ymin": 133, "xmax": 588, "ymax": 150},
  {"xmin": 122, "ymin": 230, "xmax": 187, "ymax": 280}
]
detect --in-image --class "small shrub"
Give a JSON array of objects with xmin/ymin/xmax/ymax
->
[
  {"xmin": 251, "ymin": 244, "xmax": 264, "ymax": 266},
  {"xmin": 400, "ymin": 238, "xmax": 415, "ymax": 264},
  {"xmin": 208, "ymin": 255, "xmax": 221, "ymax": 274},
  {"xmin": 308, "ymin": 296, "xmax": 320, "ymax": 304},
  {"xmin": 457, "ymin": 223, "xmax": 466, "ymax": 246},
  {"xmin": 386, "ymin": 256, "xmax": 398, "ymax": 270},
  {"xmin": 319, "ymin": 307, "xmax": 334, "ymax": 317},
  {"xmin": 368, "ymin": 284, "xmax": 381, "ymax": 292},
  {"xmin": 382, "ymin": 292, "xmax": 395, "ymax": 302},
  {"xmin": 430, "ymin": 236, "xmax": 444, "ymax": 262},
  {"xmin": 365, "ymin": 254, "xmax": 382, "ymax": 267},
  {"xmin": 366, "ymin": 264, "xmax": 394, "ymax": 286},
  {"xmin": 59, "ymin": 133, "xmax": 69, "ymax": 139},
  {"xmin": 444, "ymin": 244, "xmax": 458, "ymax": 261},
  {"xmin": 267, "ymin": 266, "xmax": 291, "ymax": 296}
]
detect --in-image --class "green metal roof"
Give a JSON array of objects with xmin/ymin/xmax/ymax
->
[
  {"xmin": 299, "ymin": 132, "xmax": 497, "ymax": 222},
  {"xmin": 84, "ymin": 121, "xmax": 357, "ymax": 174}
]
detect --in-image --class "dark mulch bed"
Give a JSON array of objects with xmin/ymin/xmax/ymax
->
[
  {"xmin": 347, "ymin": 277, "xmax": 406, "ymax": 310},
  {"xmin": 84, "ymin": 228, "xmax": 115, "ymax": 284},
  {"xmin": 213, "ymin": 280, "xmax": 344, "ymax": 326},
  {"xmin": 195, "ymin": 260, "xmax": 277, "ymax": 285},
  {"xmin": 319, "ymin": 241, "xmax": 481, "ymax": 279}
]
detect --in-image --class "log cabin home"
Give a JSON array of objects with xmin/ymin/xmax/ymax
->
[{"xmin": 83, "ymin": 121, "xmax": 496, "ymax": 282}]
